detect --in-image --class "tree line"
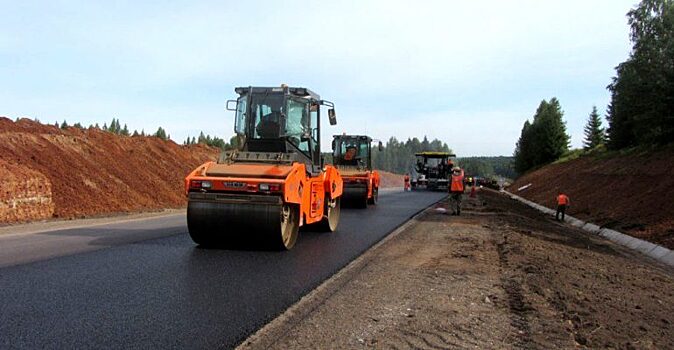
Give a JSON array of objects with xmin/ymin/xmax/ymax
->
[
  {"xmin": 183, "ymin": 132, "xmax": 239, "ymax": 150},
  {"xmin": 606, "ymin": 0, "xmax": 674, "ymax": 149},
  {"xmin": 57, "ymin": 118, "xmax": 171, "ymax": 140},
  {"xmin": 457, "ymin": 156, "xmax": 516, "ymax": 180},
  {"xmin": 371, "ymin": 136, "xmax": 452, "ymax": 174}
]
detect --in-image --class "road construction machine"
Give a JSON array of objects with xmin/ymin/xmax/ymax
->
[
  {"xmin": 411, "ymin": 151, "xmax": 456, "ymax": 191},
  {"xmin": 331, "ymin": 134, "xmax": 382, "ymax": 208},
  {"xmin": 184, "ymin": 85, "xmax": 343, "ymax": 250}
]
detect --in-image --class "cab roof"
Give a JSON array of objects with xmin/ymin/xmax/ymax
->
[
  {"xmin": 415, "ymin": 151, "xmax": 456, "ymax": 158},
  {"xmin": 234, "ymin": 86, "xmax": 320, "ymax": 100},
  {"xmin": 333, "ymin": 134, "xmax": 372, "ymax": 142}
]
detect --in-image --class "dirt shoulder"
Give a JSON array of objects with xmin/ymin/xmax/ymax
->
[{"xmin": 241, "ymin": 189, "xmax": 674, "ymax": 349}]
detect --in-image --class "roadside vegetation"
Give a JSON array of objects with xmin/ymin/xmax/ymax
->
[
  {"xmin": 457, "ymin": 156, "xmax": 516, "ymax": 180},
  {"xmin": 514, "ymin": 0, "xmax": 673, "ymax": 175}
]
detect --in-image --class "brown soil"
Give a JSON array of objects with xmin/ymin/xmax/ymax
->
[
  {"xmin": 378, "ymin": 170, "xmax": 404, "ymax": 188},
  {"xmin": 509, "ymin": 148, "xmax": 674, "ymax": 249},
  {"xmin": 0, "ymin": 117, "xmax": 218, "ymax": 222},
  {"xmin": 260, "ymin": 189, "xmax": 674, "ymax": 349},
  {"xmin": 0, "ymin": 158, "xmax": 54, "ymax": 221}
]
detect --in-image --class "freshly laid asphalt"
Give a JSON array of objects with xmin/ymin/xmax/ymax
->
[{"xmin": 0, "ymin": 190, "xmax": 446, "ymax": 349}]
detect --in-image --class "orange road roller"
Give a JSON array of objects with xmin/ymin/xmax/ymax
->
[
  {"xmin": 331, "ymin": 134, "xmax": 382, "ymax": 208},
  {"xmin": 185, "ymin": 85, "xmax": 343, "ymax": 250}
]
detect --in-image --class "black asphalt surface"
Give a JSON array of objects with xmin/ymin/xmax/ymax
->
[{"xmin": 0, "ymin": 190, "xmax": 446, "ymax": 349}]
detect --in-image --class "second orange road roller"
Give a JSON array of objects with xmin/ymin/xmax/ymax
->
[
  {"xmin": 331, "ymin": 134, "xmax": 382, "ymax": 208},
  {"xmin": 184, "ymin": 85, "xmax": 343, "ymax": 250}
]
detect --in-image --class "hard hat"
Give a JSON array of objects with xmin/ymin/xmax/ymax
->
[{"xmin": 452, "ymin": 166, "xmax": 461, "ymax": 171}]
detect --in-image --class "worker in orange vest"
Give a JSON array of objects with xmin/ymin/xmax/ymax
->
[
  {"xmin": 556, "ymin": 191, "xmax": 570, "ymax": 221},
  {"xmin": 449, "ymin": 166, "xmax": 465, "ymax": 215},
  {"xmin": 404, "ymin": 174, "xmax": 411, "ymax": 191}
]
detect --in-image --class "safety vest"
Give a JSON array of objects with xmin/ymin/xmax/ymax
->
[
  {"xmin": 450, "ymin": 170, "xmax": 464, "ymax": 192},
  {"xmin": 557, "ymin": 194, "xmax": 569, "ymax": 205}
]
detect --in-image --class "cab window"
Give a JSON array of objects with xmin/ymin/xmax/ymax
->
[{"xmin": 285, "ymin": 99, "xmax": 309, "ymax": 153}]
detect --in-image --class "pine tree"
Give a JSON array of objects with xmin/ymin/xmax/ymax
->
[
  {"xmin": 513, "ymin": 98, "xmax": 570, "ymax": 173},
  {"xmin": 583, "ymin": 106, "xmax": 606, "ymax": 150},
  {"xmin": 60, "ymin": 120, "xmax": 68, "ymax": 129},
  {"xmin": 154, "ymin": 127, "xmax": 167, "ymax": 140},
  {"xmin": 121, "ymin": 124, "xmax": 130, "ymax": 136},
  {"xmin": 514, "ymin": 120, "xmax": 533, "ymax": 174},
  {"xmin": 132, "ymin": 130, "xmax": 139, "ymax": 137},
  {"xmin": 421, "ymin": 136, "xmax": 430, "ymax": 151}
]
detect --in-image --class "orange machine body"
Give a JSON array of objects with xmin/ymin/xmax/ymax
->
[
  {"xmin": 185, "ymin": 160, "xmax": 342, "ymax": 227},
  {"xmin": 337, "ymin": 168, "xmax": 380, "ymax": 202}
]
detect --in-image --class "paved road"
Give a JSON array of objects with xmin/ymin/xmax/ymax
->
[{"xmin": 0, "ymin": 190, "xmax": 445, "ymax": 349}]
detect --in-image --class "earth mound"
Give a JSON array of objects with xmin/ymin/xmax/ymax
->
[{"xmin": 0, "ymin": 117, "xmax": 218, "ymax": 223}]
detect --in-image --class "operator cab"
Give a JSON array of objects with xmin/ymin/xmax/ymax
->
[
  {"xmin": 332, "ymin": 135, "xmax": 374, "ymax": 170},
  {"xmin": 227, "ymin": 86, "xmax": 336, "ymax": 170}
]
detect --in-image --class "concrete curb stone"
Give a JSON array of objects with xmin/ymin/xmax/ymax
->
[{"xmin": 661, "ymin": 251, "xmax": 674, "ymax": 267}]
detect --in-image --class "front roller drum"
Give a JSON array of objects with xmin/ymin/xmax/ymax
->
[
  {"xmin": 342, "ymin": 184, "xmax": 368, "ymax": 208},
  {"xmin": 187, "ymin": 200, "xmax": 300, "ymax": 250}
]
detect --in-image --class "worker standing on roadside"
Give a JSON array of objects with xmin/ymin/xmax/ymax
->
[
  {"xmin": 404, "ymin": 173, "xmax": 411, "ymax": 191},
  {"xmin": 449, "ymin": 166, "xmax": 465, "ymax": 215},
  {"xmin": 556, "ymin": 191, "xmax": 570, "ymax": 221}
]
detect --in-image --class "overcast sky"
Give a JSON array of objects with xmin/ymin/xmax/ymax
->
[{"xmin": 1, "ymin": 1, "xmax": 636, "ymax": 156}]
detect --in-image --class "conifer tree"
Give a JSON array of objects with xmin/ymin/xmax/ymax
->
[
  {"xmin": 607, "ymin": 0, "xmax": 674, "ymax": 148},
  {"xmin": 583, "ymin": 106, "xmax": 606, "ymax": 150},
  {"xmin": 154, "ymin": 127, "xmax": 167, "ymax": 140}
]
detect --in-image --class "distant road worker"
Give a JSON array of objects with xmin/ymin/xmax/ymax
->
[
  {"xmin": 404, "ymin": 174, "xmax": 411, "ymax": 191},
  {"xmin": 556, "ymin": 191, "xmax": 570, "ymax": 221},
  {"xmin": 449, "ymin": 166, "xmax": 465, "ymax": 215}
]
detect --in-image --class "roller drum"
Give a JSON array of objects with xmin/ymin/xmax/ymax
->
[
  {"xmin": 341, "ymin": 183, "xmax": 368, "ymax": 208},
  {"xmin": 187, "ymin": 193, "xmax": 294, "ymax": 249}
]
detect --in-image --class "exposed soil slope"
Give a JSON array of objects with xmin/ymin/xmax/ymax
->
[
  {"xmin": 378, "ymin": 170, "xmax": 403, "ymax": 188},
  {"xmin": 509, "ymin": 148, "xmax": 674, "ymax": 249},
  {"xmin": 0, "ymin": 118, "xmax": 218, "ymax": 222}
]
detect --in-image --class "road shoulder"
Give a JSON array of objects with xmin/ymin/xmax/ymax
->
[{"xmin": 238, "ymin": 190, "xmax": 674, "ymax": 349}]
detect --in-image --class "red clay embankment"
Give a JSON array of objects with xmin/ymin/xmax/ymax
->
[
  {"xmin": 509, "ymin": 147, "xmax": 674, "ymax": 249},
  {"xmin": 0, "ymin": 118, "xmax": 218, "ymax": 223},
  {"xmin": 378, "ymin": 170, "xmax": 404, "ymax": 189}
]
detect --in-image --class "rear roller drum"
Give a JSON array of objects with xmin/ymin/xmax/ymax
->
[
  {"xmin": 367, "ymin": 187, "xmax": 378, "ymax": 205},
  {"xmin": 278, "ymin": 204, "xmax": 300, "ymax": 250},
  {"xmin": 317, "ymin": 196, "xmax": 341, "ymax": 232}
]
